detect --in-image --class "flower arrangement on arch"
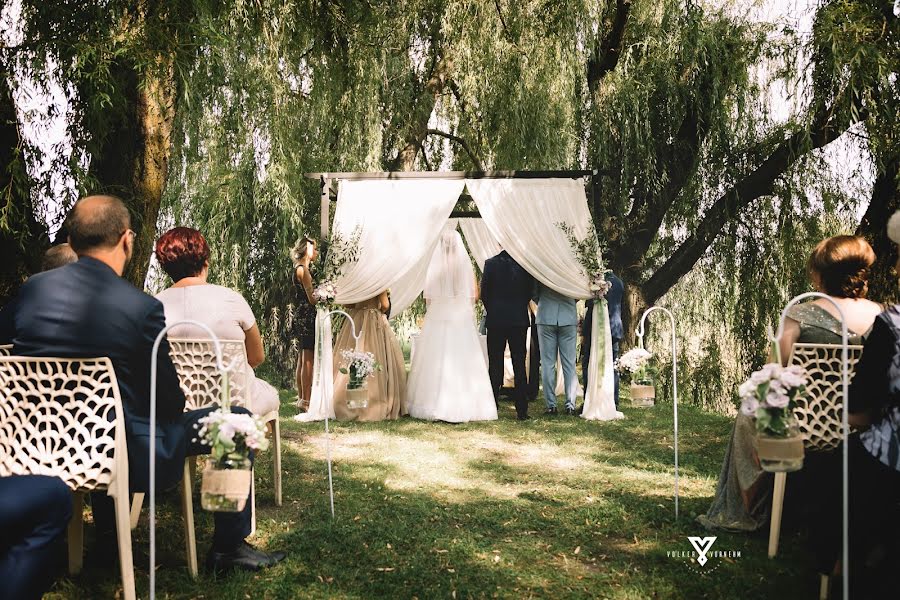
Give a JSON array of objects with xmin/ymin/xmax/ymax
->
[
  {"xmin": 738, "ymin": 364, "xmax": 808, "ymax": 437},
  {"xmin": 615, "ymin": 348, "xmax": 656, "ymax": 385},
  {"xmin": 339, "ymin": 349, "xmax": 381, "ymax": 389},
  {"xmin": 556, "ymin": 222, "xmax": 611, "ymax": 300},
  {"xmin": 313, "ymin": 281, "xmax": 337, "ymax": 305}
]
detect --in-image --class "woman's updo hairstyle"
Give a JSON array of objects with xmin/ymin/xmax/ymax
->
[{"xmin": 807, "ymin": 235, "xmax": 875, "ymax": 299}]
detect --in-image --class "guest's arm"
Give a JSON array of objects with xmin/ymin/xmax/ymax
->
[
  {"xmin": 848, "ymin": 315, "xmax": 894, "ymax": 428},
  {"xmin": 244, "ymin": 324, "xmax": 265, "ymax": 368},
  {"xmin": 295, "ymin": 265, "xmax": 316, "ymax": 304},
  {"xmin": 778, "ymin": 318, "xmax": 801, "ymax": 366},
  {"xmin": 480, "ymin": 263, "xmax": 492, "ymax": 304}
]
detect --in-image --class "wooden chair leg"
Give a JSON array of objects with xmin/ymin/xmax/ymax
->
[
  {"xmin": 113, "ymin": 489, "xmax": 136, "ymax": 600},
  {"xmin": 130, "ymin": 493, "xmax": 144, "ymax": 529},
  {"xmin": 180, "ymin": 460, "xmax": 198, "ymax": 578},
  {"xmin": 67, "ymin": 491, "xmax": 84, "ymax": 575},
  {"xmin": 273, "ymin": 417, "xmax": 282, "ymax": 506},
  {"xmin": 819, "ymin": 574, "xmax": 830, "ymax": 600},
  {"xmin": 768, "ymin": 472, "xmax": 787, "ymax": 558}
]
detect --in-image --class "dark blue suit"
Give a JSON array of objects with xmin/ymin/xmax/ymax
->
[
  {"xmin": 0, "ymin": 257, "xmax": 251, "ymax": 551},
  {"xmin": 481, "ymin": 251, "xmax": 535, "ymax": 418},
  {"xmin": 582, "ymin": 273, "xmax": 624, "ymax": 407},
  {"xmin": 0, "ymin": 475, "xmax": 72, "ymax": 600}
]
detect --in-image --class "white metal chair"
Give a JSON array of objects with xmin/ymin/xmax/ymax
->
[
  {"xmin": 0, "ymin": 344, "xmax": 11, "ymax": 356},
  {"xmin": 767, "ymin": 343, "xmax": 863, "ymax": 597},
  {"xmin": 0, "ymin": 356, "xmax": 136, "ymax": 600},
  {"xmin": 130, "ymin": 339, "xmax": 282, "ymax": 537}
]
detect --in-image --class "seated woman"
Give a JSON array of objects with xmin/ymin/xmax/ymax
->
[
  {"xmin": 154, "ymin": 227, "xmax": 280, "ymax": 416},
  {"xmin": 332, "ymin": 290, "xmax": 407, "ymax": 421},
  {"xmin": 698, "ymin": 235, "xmax": 881, "ymax": 533}
]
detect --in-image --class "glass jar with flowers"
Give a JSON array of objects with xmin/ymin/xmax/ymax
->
[
  {"xmin": 738, "ymin": 363, "xmax": 808, "ymax": 472},
  {"xmin": 616, "ymin": 348, "xmax": 656, "ymax": 407},
  {"xmin": 197, "ymin": 409, "xmax": 269, "ymax": 512},
  {"xmin": 340, "ymin": 349, "xmax": 381, "ymax": 410}
]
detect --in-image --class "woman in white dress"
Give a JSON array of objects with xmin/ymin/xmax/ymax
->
[{"xmin": 406, "ymin": 227, "xmax": 498, "ymax": 423}]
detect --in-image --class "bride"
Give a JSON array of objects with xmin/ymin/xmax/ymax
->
[{"xmin": 406, "ymin": 227, "xmax": 498, "ymax": 423}]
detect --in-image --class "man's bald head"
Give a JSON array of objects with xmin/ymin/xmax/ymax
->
[{"xmin": 65, "ymin": 195, "xmax": 131, "ymax": 254}]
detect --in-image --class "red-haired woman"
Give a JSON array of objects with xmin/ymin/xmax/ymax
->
[{"xmin": 154, "ymin": 227, "xmax": 280, "ymax": 416}]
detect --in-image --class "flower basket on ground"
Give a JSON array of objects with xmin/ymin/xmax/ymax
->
[
  {"xmin": 197, "ymin": 409, "xmax": 269, "ymax": 512},
  {"xmin": 340, "ymin": 349, "xmax": 380, "ymax": 410},
  {"xmin": 739, "ymin": 363, "xmax": 808, "ymax": 473},
  {"xmin": 616, "ymin": 348, "xmax": 656, "ymax": 407}
]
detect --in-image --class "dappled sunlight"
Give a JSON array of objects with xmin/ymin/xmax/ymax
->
[{"xmin": 287, "ymin": 422, "xmax": 717, "ymax": 504}]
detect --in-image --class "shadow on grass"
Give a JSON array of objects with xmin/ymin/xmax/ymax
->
[{"xmin": 51, "ymin": 395, "xmax": 813, "ymax": 600}]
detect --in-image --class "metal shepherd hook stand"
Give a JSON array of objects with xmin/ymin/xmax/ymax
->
[
  {"xmin": 769, "ymin": 292, "xmax": 850, "ymax": 600},
  {"xmin": 316, "ymin": 308, "xmax": 360, "ymax": 519},
  {"xmin": 635, "ymin": 306, "xmax": 679, "ymax": 520},
  {"xmin": 150, "ymin": 320, "xmax": 239, "ymax": 600}
]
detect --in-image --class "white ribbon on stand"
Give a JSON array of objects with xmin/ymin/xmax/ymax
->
[
  {"xmin": 769, "ymin": 292, "xmax": 850, "ymax": 600},
  {"xmin": 635, "ymin": 307, "xmax": 679, "ymax": 520},
  {"xmin": 150, "ymin": 320, "xmax": 238, "ymax": 600},
  {"xmin": 293, "ymin": 307, "xmax": 360, "ymax": 518}
]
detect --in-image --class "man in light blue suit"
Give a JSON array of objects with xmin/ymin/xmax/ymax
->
[{"xmin": 535, "ymin": 282, "xmax": 579, "ymax": 415}]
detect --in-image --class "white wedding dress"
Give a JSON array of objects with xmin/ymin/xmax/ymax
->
[{"xmin": 406, "ymin": 228, "xmax": 498, "ymax": 423}]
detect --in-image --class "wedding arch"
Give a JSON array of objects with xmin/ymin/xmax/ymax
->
[{"xmin": 298, "ymin": 170, "xmax": 623, "ymax": 423}]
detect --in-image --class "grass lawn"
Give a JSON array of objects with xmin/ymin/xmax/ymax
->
[{"xmin": 50, "ymin": 392, "xmax": 816, "ymax": 599}]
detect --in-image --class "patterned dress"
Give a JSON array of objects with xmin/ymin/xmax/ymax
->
[{"xmin": 291, "ymin": 266, "xmax": 317, "ymax": 350}]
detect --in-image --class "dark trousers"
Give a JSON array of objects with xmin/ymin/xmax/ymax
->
[
  {"xmin": 487, "ymin": 326, "xmax": 529, "ymax": 418},
  {"xmin": 94, "ymin": 406, "xmax": 253, "ymax": 552},
  {"xmin": 0, "ymin": 475, "xmax": 72, "ymax": 600},
  {"xmin": 581, "ymin": 339, "xmax": 621, "ymax": 408}
]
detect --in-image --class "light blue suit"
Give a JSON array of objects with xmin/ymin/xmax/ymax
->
[{"xmin": 535, "ymin": 283, "xmax": 578, "ymax": 410}]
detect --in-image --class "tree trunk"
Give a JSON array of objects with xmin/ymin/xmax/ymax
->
[
  {"xmin": 0, "ymin": 72, "xmax": 47, "ymax": 305},
  {"xmin": 856, "ymin": 153, "xmax": 900, "ymax": 304},
  {"xmin": 620, "ymin": 279, "xmax": 647, "ymax": 348},
  {"xmin": 88, "ymin": 58, "xmax": 176, "ymax": 289},
  {"xmin": 389, "ymin": 53, "xmax": 452, "ymax": 172}
]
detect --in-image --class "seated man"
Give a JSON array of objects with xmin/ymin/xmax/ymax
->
[
  {"xmin": 0, "ymin": 475, "xmax": 72, "ymax": 600},
  {"xmin": 0, "ymin": 195, "xmax": 284, "ymax": 573}
]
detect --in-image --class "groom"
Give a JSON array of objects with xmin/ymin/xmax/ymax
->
[{"xmin": 481, "ymin": 248, "xmax": 535, "ymax": 420}]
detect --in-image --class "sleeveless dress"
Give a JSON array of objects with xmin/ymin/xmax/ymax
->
[
  {"xmin": 332, "ymin": 296, "xmax": 407, "ymax": 421},
  {"xmin": 698, "ymin": 303, "xmax": 866, "ymax": 532},
  {"xmin": 291, "ymin": 266, "xmax": 318, "ymax": 351}
]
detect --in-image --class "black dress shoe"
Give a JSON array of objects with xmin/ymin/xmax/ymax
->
[
  {"xmin": 517, "ymin": 414, "xmax": 531, "ymax": 421},
  {"xmin": 565, "ymin": 407, "xmax": 576, "ymax": 416},
  {"xmin": 544, "ymin": 407, "xmax": 558, "ymax": 416},
  {"xmin": 206, "ymin": 541, "xmax": 286, "ymax": 574}
]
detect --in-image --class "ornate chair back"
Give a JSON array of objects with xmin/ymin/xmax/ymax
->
[
  {"xmin": 167, "ymin": 339, "xmax": 250, "ymax": 411},
  {"xmin": 787, "ymin": 343, "xmax": 864, "ymax": 452},
  {"xmin": 0, "ymin": 356, "xmax": 127, "ymax": 491},
  {"xmin": 0, "ymin": 344, "xmax": 11, "ymax": 356}
]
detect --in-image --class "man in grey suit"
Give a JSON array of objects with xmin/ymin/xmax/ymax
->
[{"xmin": 535, "ymin": 282, "xmax": 579, "ymax": 415}]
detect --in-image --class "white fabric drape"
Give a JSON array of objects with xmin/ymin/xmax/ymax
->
[
  {"xmin": 465, "ymin": 178, "xmax": 622, "ymax": 421},
  {"xmin": 294, "ymin": 309, "xmax": 335, "ymax": 422},
  {"xmin": 458, "ymin": 218, "xmax": 502, "ymax": 272},
  {"xmin": 332, "ymin": 179, "xmax": 464, "ymax": 309}
]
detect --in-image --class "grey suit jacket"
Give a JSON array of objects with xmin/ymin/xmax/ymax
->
[{"xmin": 535, "ymin": 283, "xmax": 578, "ymax": 326}]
